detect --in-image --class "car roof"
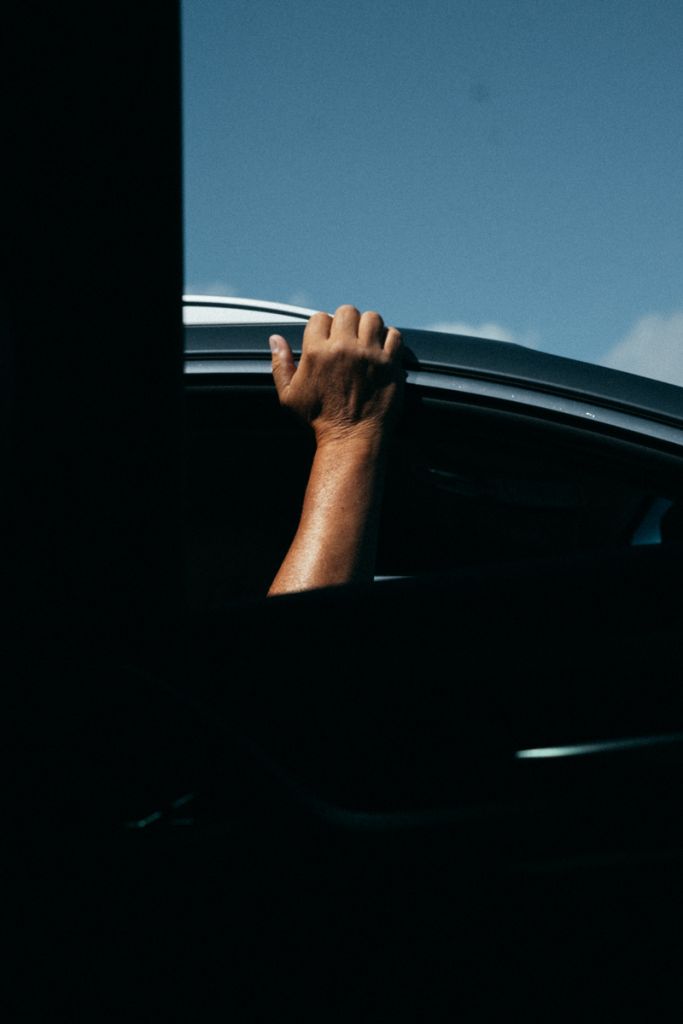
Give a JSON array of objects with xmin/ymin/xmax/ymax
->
[
  {"xmin": 183, "ymin": 296, "xmax": 683, "ymax": 430},
  {"xmin": 183, "ymin": 295, "xmax": 314, "ymax": 325}
]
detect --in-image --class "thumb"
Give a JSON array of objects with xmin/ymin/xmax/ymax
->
[{"xmin": 269, "ymin": 334, "xmax": 296, "ymax": 399}]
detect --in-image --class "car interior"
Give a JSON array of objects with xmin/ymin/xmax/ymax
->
[{"xmin": 184, "ymin": 374, "xmax": 683, "ymax": 608}]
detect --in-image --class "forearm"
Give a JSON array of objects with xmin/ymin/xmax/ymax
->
[{"xmin": 268, "ymin": 434, "xmax": 387, "ymax": 595}]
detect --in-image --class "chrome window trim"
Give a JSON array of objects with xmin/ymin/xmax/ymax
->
[
  {"xmin": 185, "ymin": 359, "xmax": 271, "ymax": 374},
  {"xmin": 516, "ymin": 731, "xmax": 683, "ymax": 760}
]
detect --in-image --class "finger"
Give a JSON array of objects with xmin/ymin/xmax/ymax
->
[
  {"xmin": 383, "ymin": 327, "xmax": 403, "ymax": 359},
  {"xmin": 358, "ymin": 310, "xmax": 385, "ymax": 349},
  {"xmin": 269, "ymin": 334, "xmax": 297, "ymax": 399},
  {"xmin": 304, "ymin": 311, "xmax": 332, "ymax": 343},
  {"xmin": 331, "ymin": 304, "xmax": 361, "ymax": 340}
]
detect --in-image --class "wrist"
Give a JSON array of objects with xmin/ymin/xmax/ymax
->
[{"xmin": 314, "ymin": 422, "xmax": 389, "ymax": 460}]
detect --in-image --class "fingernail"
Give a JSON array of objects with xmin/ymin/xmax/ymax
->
[{"xmin": 268, "ymin": 336, "xmax": 280, "ymax": 355}]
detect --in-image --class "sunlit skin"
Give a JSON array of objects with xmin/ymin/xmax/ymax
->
[{"xmin": 268, "ymin": 305, "xmax": 404, "ymax": 595}]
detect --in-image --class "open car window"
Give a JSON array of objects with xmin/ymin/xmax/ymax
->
[{"xmin": 183, "ymin": 308, "xmax": 683, "ymax": 607}]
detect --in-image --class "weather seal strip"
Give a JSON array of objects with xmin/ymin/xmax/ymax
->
[{"xmin": 184, "ymin": 359, "xmax": 683, "ymax": 449}]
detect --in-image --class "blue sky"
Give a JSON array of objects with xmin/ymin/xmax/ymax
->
[{"xmin": 182, "ymin": 0, "xmax": 683, "ymax": 384}]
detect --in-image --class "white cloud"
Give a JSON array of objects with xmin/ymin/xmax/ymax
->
[
  {"xmin": 287, "ymin": 290, "xmax": 314, "ymax": 309},
  {"xmin": 184, "ymin": 279, "xmax": 237, "ymax": 297},
  {"xmin": 423, "ymin": 320, "xmax": 536, "ymax": 346},
  {"xmin": 599, "ymin": 312, "xmax": 683, "ymax": 387}
]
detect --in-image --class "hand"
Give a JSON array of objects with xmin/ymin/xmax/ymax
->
[{"xmin": 269, "ymin": 304, "xmax": 404, "ymax": 449}]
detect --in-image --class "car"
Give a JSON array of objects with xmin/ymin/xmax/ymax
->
[
  {"xmin": 178, "ymin": 298, "xmax": 683, "ymax": 1013},
  {"xmin": 183, "ymin": 294, "xmax": 683, "ymax": 607}
]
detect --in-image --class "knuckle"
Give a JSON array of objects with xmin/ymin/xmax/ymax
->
[
  {"xmin": 307, "ymin": 311, "xmax": 331, "ymax": 330},
  {"xmin": 335, "ymin": 304, "xmax": 360, "ymax": 317}
]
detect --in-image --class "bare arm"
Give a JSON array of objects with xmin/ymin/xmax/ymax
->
[{"xmin": 267, "ymin": 305, "xmax": 403, "ymax": 595}]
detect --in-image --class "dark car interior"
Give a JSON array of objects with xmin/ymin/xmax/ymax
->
[
  {"xmin": 184, "ymin": 375, "xmax": 683, "ymax": 606},
  {"xmin": 182, "ymin": 373, "xmax": 683, "ymax": 820},
  {"xmin": 8, "ymin": 7, "xmax": 683, "ymax": 1016}
]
